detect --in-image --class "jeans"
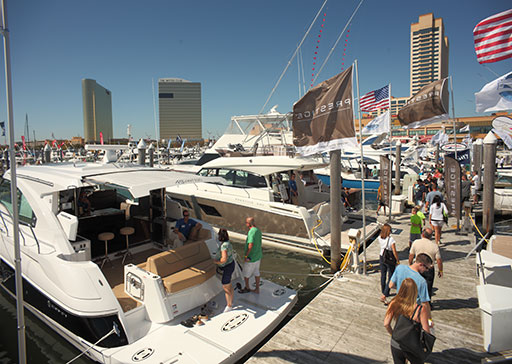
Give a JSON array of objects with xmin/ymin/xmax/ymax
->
[
  {"xmin": 380, "ymin": 256, "xmax": 396, "ymax": 297},
  {"xmin": 420, "ymin": 266, "xmax": 435, "ymax": 299}
]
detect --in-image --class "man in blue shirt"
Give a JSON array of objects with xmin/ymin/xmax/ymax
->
[
  {"xmin": 288, "ymin": 173, "xmax": 298, "ymax": 205},
  {"xmin": 174, "ymin": 210, "xmax": 202, "ymax": 242},
  {"xmin": 390, "ymin": 253, "xmax": 432, "ymax": 316}
]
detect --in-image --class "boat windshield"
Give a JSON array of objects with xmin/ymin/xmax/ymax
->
[{"xmin": 198, "ymin": 168, "xmax": 267, "ymax": 188}]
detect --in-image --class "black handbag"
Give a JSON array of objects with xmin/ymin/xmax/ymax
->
[
  {"xmin": 383, "ymin": 237, "xmax": 397, "ymax": 266},
  {"xmin": 392, "ymin": 305, "xmax": 436, "ymax": 361}
]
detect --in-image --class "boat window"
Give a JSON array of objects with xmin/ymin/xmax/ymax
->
[
  {"xmin": 0, "ymin": 179, "xmax": 37, "ymax": 226},
  {"xmin": 198, "ymin": 168, "xmax": 217, "ymax": 177}
]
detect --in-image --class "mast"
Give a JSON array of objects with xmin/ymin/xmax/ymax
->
[{"xmin": 1, "ymin": 1, "xmax": 27, "ymax": 362}]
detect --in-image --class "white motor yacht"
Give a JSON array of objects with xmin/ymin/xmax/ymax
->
[
  {"xmin": 0, "ymin": 162, "xmax": 296, "ymax": 363},
  {"xmin": 166, "ymin": 155, "xmax": 380, "ymax": 254}
]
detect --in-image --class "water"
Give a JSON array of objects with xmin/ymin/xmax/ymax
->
[{"xmin": 0, "ymin": 243, "xmax": 330, "ymax": 363}]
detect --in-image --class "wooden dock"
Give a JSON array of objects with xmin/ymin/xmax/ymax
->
[{"xmin": 247, "ymin": 213, "xmax": 496, "ymax": 364}]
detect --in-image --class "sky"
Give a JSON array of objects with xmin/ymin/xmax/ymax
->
[{"xmin": 0, "ymin": 0, "xmax": 511, "ymax": 142}]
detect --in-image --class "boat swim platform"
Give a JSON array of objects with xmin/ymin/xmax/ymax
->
[{"xmin": 247, "ymin": 213, "xmax": 502, "ymax": 364}]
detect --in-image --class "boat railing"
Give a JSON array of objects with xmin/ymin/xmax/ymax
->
[{"xmin": 0, "ymin": 203, "xmax": 41, "ymax": 254}]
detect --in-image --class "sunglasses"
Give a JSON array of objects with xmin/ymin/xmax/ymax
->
[{"xmin": 183, "ymin": 214, "xmax": 189, "ymax": 217}]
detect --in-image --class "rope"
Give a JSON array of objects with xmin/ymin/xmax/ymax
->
[
  {"xmin": 468, "ymin": 212, "xmax": 489, "ymax": 244},
  {"xmin": 65, "ymin": 326, "xmax": 117, "ymax": 364},
  {"xmin": 311, "ymin": 219, "xmax": 332, "ymax": 265}
]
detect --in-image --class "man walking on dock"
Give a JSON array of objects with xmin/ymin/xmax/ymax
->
[
  {"xmin": 241, "ymin": 217, "xmax": 263, "ymax": 294},
  {"xmin": 409, "ymin": 228, "xmax": 443, "ymax": 305}
]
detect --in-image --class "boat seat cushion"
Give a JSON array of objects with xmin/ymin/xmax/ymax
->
[
  {"xmin": 185, "ymin": 228, "xmax": 211, "ymax": 244},
  {"xmin": 146, "ymin": 241, "xmax": 215, "ymax": 293}
]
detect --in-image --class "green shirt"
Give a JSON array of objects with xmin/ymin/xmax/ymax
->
[
  {"xmin": 245, "ymin": 227, "xmax": 262, "ymax": 262},
  {"xmin": 410, "ymin": 214, "xmax": 422, "ymax": 234},
  {"xmin": 216, "ymin": 241, "xmax": 234, "ymax": 267}
]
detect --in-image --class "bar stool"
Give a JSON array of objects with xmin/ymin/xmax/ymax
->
[
  {"xmin": 98, "ymin": 232, "xmax": 115, "ymax": 269},
  {"xmin": 120, "ymin": 227, "xmax": 135, "ymax": 264}
]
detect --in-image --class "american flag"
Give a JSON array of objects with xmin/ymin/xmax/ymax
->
[
  {"xmin": 473, "ymin": 9, "xmax": 512, "ymax": 64},
  {"xmin": 359, "ymin": 85, "xmax": 390, "ymax": 112}
]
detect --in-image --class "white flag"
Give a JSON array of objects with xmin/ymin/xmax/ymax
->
[
  {"xmin": 460, "ymin": 124, "xmax": 469, "ymax": 132},
  {"xmin": 431, "ymin": 129, "xmax": 448, "ymax": 145},
  {"xmin": 475, "ymin": 71, "xmax": 512, "ymax": 113},
  {"xmin": 362, "ymin": 111, "xmax": 390, "ymax": 134},
  {"xmin": 493, "ymin": 128, "xmax": 512, "ymax": 149}
]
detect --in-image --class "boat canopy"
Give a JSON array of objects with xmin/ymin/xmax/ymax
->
[{"xmin": 199, "ymin": 155, "xmax": 328, "ymax": 176}]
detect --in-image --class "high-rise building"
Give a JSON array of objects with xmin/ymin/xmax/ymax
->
[
  {"xmin": 158, "ymin": 78, "xmax": 202, "ymax": 141},
  {"xmin": 82, "ymin": 79, "xmax": 113, "ymax": 143},
  {"xmin": 410, "ymin": 13, "xmax": 449, "ymax": 96}
]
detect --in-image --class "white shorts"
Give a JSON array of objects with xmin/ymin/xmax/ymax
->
[
  {"xmin": 471, "ymin": 186, "xmax": 476, "ymax": 195},
  {"xmin": 243, "ymin": 260, "xmax": 261, "ymax": 279},
  {"xmin": 431, "ymin": 220, "xmax": 444, "ymax": 227}
]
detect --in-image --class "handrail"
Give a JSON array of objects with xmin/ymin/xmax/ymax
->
[{"xmin": 0, "ymin": 202, "xmax": 41, "ymax": 254}]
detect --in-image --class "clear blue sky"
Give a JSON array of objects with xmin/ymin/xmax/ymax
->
[{"xmin": 0, "ymin": 0, "xmax": 511, "ymax": 142}]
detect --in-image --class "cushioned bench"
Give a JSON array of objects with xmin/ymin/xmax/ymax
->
[{"xmin": 145, "ymin": 241, "xmax": 216, "ymax": 293}]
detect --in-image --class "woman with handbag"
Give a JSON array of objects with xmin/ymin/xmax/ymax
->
[
  {"xmin": 429, "ymin": 195, "xmax": 448, "ymax": 245},
  {"xmin": 384, "ymin": 278, "xmax": 432, "ymax": 364},
  {"xmin": 379, "ymin": 224, "xmax": 399, "ymax": 305}
]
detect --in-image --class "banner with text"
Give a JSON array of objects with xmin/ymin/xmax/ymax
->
[
  {"xmin": 444, "ymin": 156, "xmax": 461, "ymax": 220},
  {"xmin": 293, "ymin": 66, "xmax": 357, "ymax": 156},
  {"xmin": 380, "ymin": 155, "xmax": 391, "ymax": 207}
]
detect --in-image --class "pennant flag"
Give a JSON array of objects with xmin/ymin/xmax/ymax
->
[
  {"xmin": 460, "ymin": 124, "xmax": 470, "ymax": 133},
  {"xmin": 362, "ymin": 110, "xmax": 390, "ymax": 134},
  {"xmin": 360, "ymin": 85, "xmax": 390, "ymax": 111},
  {"xmin": 493, "ymin": 128, "xmax": 512, "ymax": 149},
  {"xmin": 473, "ymin": 9, "xmax": 512, "ymax": 64},
  {"xmin": 0, "ymin": 121, "xmax": 4, "ymax": 136},
  {"xmin": 100, "ymin": 132, "xmax": 104, "ymax": 145},
  {"xmin": 21, "ymin": 136, "xmax": 26, "ymax": 150},
  {"xmin": 179, "ymin": 138, "xmax": 187, "ymax": 153},
  {"xmin": 398, "ymin": 79, "xmax": 450, "ymax": 129},
  {"xmin": 176, "ymin": 135, "xmax": 182, "ymax": 144},
  {"xmin": 475, "ymin": 71, "xmax": 512, "ymax": 113},
  {"xmin": 292, "ymin": 66, "xmax": 357, "ymax": 156}
]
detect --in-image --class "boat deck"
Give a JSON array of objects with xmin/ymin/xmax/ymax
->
[
  {"xmin": 100, "ymin": 247, "xmax": 161, "ymax": 312},
  {"xmin": 491, "ymin": 235, "xmax": 512, "ymax": 259},
  {"xmin": 247, "ymin": 213, "xmax": 498, "ymax": 363}
]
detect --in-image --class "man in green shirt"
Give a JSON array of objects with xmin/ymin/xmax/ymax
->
[
  {"xmin": 241, "ymin": 217, "xmax": 263, "ymax": 294},
  {"xmin": 409, "ymin": 206, "xmax": 422, "ymax": 248}
]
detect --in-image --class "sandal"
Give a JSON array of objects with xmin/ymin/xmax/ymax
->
[
  {"xmin": 380, "ymin": 297, "xmax": 389, "ymax": 306},
  {"xmin": 239, "ymin": 287, "xmax": 251, "ymax": 294}
]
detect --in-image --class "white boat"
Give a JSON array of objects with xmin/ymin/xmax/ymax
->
[
  {"xmin": 166, "ymin": 155, "xmax": 380, "ymax": 254},
  {"xmin": 0, "ymin": 162, "xmax": 296, "ymax": 363}
]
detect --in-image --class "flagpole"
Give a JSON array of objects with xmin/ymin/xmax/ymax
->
[
  {"xmin": 388, "ymin": 83, "xmax": 392, "ymax": 223},
  {"xmin": 449, "ymin": 76, "xmax": 457, "ymax": 159},
  {"xmin": 354, "ymin": 59, "xmax": 366, "ymax": 275},
  {"xmin": 1, "ymin": 1, "xmax": 27, "ymax": 362}
]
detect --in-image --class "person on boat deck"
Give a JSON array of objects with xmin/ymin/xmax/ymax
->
[
  {"xmin": 213, "ymin": 229, "xmax": 235, "ymax": 313},
  {"xmin": 77, "ymin": 190, "xmax": 91, "ymax": 215},
  {"xmin": 174, "ymin": 210, "xmax": 202, "ymax": 242},
  {"xmin": 341, "ymin": 187, "xmax": 353, "ymax": 210},
  {"xmin": 288, "ymin": 173, "xmax": 298, "ymax": 205},
  {"xmin": 371, "ymin": 165, "xmax": 379, "ymax": 179},
  {"xmin": 241, "ymin": 217, "xmax": 262, "ymax": 294}
]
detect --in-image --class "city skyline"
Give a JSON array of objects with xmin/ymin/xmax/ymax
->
[{"xmin": 0, "ymin": 0, "xmax": 511, "ymax": 142}]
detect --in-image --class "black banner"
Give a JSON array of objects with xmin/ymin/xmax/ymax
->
[
  {"xmin": 380, "ymin": 155, "xmax": 391, "ymax": 207},
  {"xmin": 445, "ymin": 148, "xmax": 470, "ymax": 165},
  {"xmin": 444, "ymin": 156, "xmax": 461, "ymax": 220}
]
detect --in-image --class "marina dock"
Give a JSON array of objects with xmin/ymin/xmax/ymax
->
[{"xmin": 247, "ymin": 213, "xmax": 500, "ymax": 364}]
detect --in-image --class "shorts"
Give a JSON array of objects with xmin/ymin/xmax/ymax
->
[
  {"xmin": 243, "ymin": 260, "xmax": 261, "ymax": 279},
  {"xmin": 379, "ymin": 201, "xmax": 386, "ymax": 207},
  {"xmin": 409, "ymin": 233, "xmax": 421, "ymax": 243},
  {"xmin": 471, "ymin": 186, "xmax": 476, "ymax": 195},
  {"xmin": 220, "ymin": 260, "xmax": 235, "ymax": 285},
  {"xmin": 431, "ymin": 219, "xmax": 444, "ymax": 227}
]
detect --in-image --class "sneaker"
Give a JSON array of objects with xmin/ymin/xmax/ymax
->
[{"xmin": 223, "ymin": 306, "xmax": 233, "ymax": 313}]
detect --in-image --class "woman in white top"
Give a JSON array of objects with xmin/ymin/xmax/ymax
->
[
  {"xmin": 379, "ymin": 223, "xmax": 400, "ymax": 305},
  {"xmin": 429, "ymin": 195, "xmax": 448, "ymax": 245}
]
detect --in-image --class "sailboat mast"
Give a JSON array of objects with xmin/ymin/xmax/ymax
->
[{"xmin": 1, "ymin": 0, "xmax": 27, "ymax": 362}]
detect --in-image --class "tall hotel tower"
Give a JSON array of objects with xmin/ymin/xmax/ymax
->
[
  {"xmin": 158, "ymin": 78, "xmax": 202, "ymax": 141},
  {"xmin": 410, "ymin": 13, "xmax": 449, "ymax": 96},
  {"xmin": 82, "ymin": 79, "xmax": 113, "ymax": 143}
]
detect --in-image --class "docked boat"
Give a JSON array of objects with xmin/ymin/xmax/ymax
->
[
  {"xmin": 0, "ymin": 162, "xmax": 296, "ymax": 363},
  {"xmin": 166, "ymin": 155, "xmax": 379, "ymax": 254}
]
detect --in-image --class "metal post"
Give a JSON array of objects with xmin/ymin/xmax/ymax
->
[
  {"xmin": 354, "ymin": 59, "xmax": 367, "ymax": 274},
  {"xmin": 1, "ymin": 1, "xmax": 27, "ymax": 361},
  {"xmin": 44, "ymin": 143, "xmax": 51, "ymax": 164},
  {"xmin": 148, "ymin": 143, "xmax": 154, "ymax": 167},
  {"xmin": 483, "ymin": 132, "xmax": 497, "ymax": 235},
  {"xmin": 395, "ymin": 141, "xmax": 401, "ymax": 195},
  {"xmin": 330, "ymin": 149, "xmax": 341, "ymax": 273},
  {"xmin": 473, "ymin": 139, "xmax": 483, "ymax": 183},
  {"xmin": 137, "ymin": 139, "xmax": 146, "ymax": 166}
]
